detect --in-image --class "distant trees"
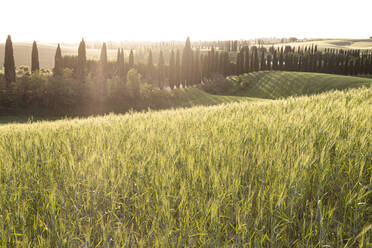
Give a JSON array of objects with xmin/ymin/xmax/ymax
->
[
  {"xmin": 169, "ymin": 50, "xmax": 176, "ymax": 89},
  {"xmin": 157, "ymin": 51, "xmax": 165, "ymax": 89},
  {"xmin": 53, "ymin": 44, "xmax": 63, "ymax": 76},
  {"xmin": 182, "ymin": 37, "xmax": 193, "ymax": 87},
  {"xmin": 175, "ymin": 50, "xmax": 181, "ymax": 88},
  {"xmin": 76, "ymin": 39, "xmax": 87, "ymax": 81},
  {"xmin": 116, "ymin": 48, "xmax": 125, "ymax": 79},
  {"xmin": 31, "ymin": 41, "xmax": 40, "ymax": 72},
  {"xmin": 128, "ymin": 49, "xmax": 134, "ymax": 69},
  {"xmin": 126, "ymin": 68, "xmax": 141, "ymax": 97},
  {"xmin": 146, "ymin": 49, "xmax": 154, "ymax": 85},
  {"xmin": 4, "ymin": 35, "xmax": 16, "ymax": 84},
  {"xmin": 100, "ymin": 43, "xmax": 108, "ymax": 79}
]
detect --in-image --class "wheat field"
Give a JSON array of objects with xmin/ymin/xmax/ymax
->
[{"xmin": 0, "ymin": 88, "xmax": 371, "ymax": 247}]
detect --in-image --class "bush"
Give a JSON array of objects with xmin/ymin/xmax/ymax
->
[{"xmin": 201, "ymin": 73, "xmax": 233, "ymax": 95}]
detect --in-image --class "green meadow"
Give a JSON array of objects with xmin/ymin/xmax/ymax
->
[{"xmin": 229, "ymin": 71, "xmax": 371, "ymax": 99}]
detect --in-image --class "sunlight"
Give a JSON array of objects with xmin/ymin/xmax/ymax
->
[{"xmin": 1, "ymin": 0, "xmax": 371, "ymax": 42}]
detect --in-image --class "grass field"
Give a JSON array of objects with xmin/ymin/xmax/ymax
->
[
  {"xmin": 229, "ymin": 71, "xmax": 371, "ymax": 99},
  {"xmin": 275, "ymin": 39, "xmax": 372, "ymax": 50},
  {"xmin": 0, "ymin": 88, "xmax": 371, "ymax": 247}
]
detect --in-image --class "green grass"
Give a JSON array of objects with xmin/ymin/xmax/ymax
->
[
  {"xmin": 229, "ymin": 71, "xmax": 371, "ymax": 99},
  {"xmin": 0, "ymin": 88, "xmax": 252, "ymax": 125},
  {"xmin": 155, "ymin": 87, "xmax": 257, "ymax": 107},
  {"xmin": 0, "ymin": 88, "xmax": 371, "ymax": 247}
]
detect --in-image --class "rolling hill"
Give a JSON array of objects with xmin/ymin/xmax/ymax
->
[
  {"xmin": 275, "ymin": 38, "xmax": 372, "ymax": 50},
  {"xmin": 0, "ymin": 88, "xmax": 255, "ymax": 124},
  {"xmin": 229, "ymin": 71, "xmax": 371, "ymax": 99}
]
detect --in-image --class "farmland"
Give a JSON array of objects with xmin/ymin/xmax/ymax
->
[
  {"xmin": 275, "ymin": 39, "xmax": 372, "ymax": 50},
  {"xmin": 0, "ymin": 87, "xmax": 371, "ymax": 247}
]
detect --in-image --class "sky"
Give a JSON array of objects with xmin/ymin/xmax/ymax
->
[{"xmin": 1, "ymin": 0, "xmax": 371, "ymax": 43}]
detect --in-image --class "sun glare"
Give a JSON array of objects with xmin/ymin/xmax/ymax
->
[{"xmin": 1, "ymin": 0, "xmax": 371, "ymax": 42}]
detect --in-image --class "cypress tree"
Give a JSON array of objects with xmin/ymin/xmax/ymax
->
[
  {"xmin": 169, "ymin": 50, "xmax": 175, "ymax": 89},
  {"xmin": 205, "ymin": 52, "xmax": 211, "ymax": 77},
  {"xmin": 218, "ymin": 52, "xmax": 224, "ymax": 76},
  {"xmin": 31, "ymin": 41, "xmax": 40, "ymax": 72},
  {"xmin": 210, "ymin": 46, "xmax": 216, "ymax": 73},
  {"xmin": 193, "ymin": 49, "xmax": 201, "ymax": 84},
  {"xmin": 202, "ymin": 53, "xmax": 209, "ymax": 79},
  {"xmin": 266, "ymin": 54, "xmax": 272, "ymax": 70},
  {"xmin": 260, "ymin": 50, "xmax": 265, "ymax": 71},
  {"xmin": 175, "ymin": 50, "xmax": 181, "ymax": 88},
  {"xmin": 253, "ymin": 47, "xmax": 259, "ymax": 71},
  {"xmin": 272, "ymin": 50, "xmax": 278, "ymax": 70},
  {"xmin": 120, "ymin": 49, "xmax": 126, "ymax": 80},
  {"xmin": 128, "ymin": 49, "xmax": 134, "ymax": 69},
  {"xmin": 146, "ymin": 49, "xmax": 154, "ymax": 85},
  {"xmin": 116, "ymin": 48, "xmax": 120, "ymax": 77},
  {"xmin": 244, "ymin": 47, "xmax": 250, "ymax": 73},
  {"xmin": 181, "ymin": 37, "xmax": 193, "ymax": 87},
  {"xmin": 116, "ymin": 48, "xmax": 125, "ymax": 79},
  {"xmin": 4, "ymin": 35, "xmax": 16, "ymax": 84},
  {"xmin": 317, "ymin": 53, "xmax": 323, "ymax": 73},
  {"xmin": 215, "ymin": 52, "xmax": 219, "ymax": 76},
  {"xmin": 76, "ymin": 38, "xmax": 87, "ymax": 81},
  {"xmin": 53, "ymin": 44, "xmax": 63, "ymax": 76},
  {"xmin": 100, "ymin": 43, "xmax": 108, "ymax": 78},
  {"xmin": 200, "ymin": 54, "xmax": 205, "ymax": 79},
  {"xmin": 157, "ymin": 51, "xmax": 165, "ymax": 89},
  {"xmin": 223, "ymin": 52, "xmax": 229, "ymax": 76},
  {"xmin": 236, "ymin": 51, "xmax": 242, "ymax": 74},
  {"xmin": 116, "ymin": 48, "xmax": 121, "ymax": 64},
  {"xmin": 279, "ymin": 47, "xmax": 284, "ymax": 70}
]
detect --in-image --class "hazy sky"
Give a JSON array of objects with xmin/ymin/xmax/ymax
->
[{"xmin": 1, "ymin": 0, "xmax": 371, "ymax": 43}]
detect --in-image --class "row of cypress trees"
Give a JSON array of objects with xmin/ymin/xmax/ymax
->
[
  {"xmin": 235, "ymin": 45, "xmax": 372, "ymax": 76},
  {"xmin": 3, "ymin": 36, "xmax": 42, "ymax": 86},
  {"xmin": 3, "ymin": 35, "xmax": 372, "ymax": 90}
]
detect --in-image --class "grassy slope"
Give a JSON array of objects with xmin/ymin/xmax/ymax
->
[
  {"xmin": 229, "ymin": 71, "xmax": 371, "ymax": 99},
  {"xmin": 275, "ymin": 38, "xmax": 372, "ymax": 50},
  {"xmin": 0, "ymin": 88, "xmax": 371, "ymax": 246},
  {"xmin": 0, "ymin": 88, "xmax": 253, "ymax": 125}
]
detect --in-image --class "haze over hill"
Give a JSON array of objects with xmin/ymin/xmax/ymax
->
[{"xmin": 0, "ymin": 43, "xmax": 118, "ymax": 69}]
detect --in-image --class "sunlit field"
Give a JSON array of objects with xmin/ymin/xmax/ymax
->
[
  {"xmin": 229, "ymin": 71, "xmax": 371, "ymax": 99},
  {"xmin": 276, "ymin": 39, "xmax": 372, "ymax": 51},
  {"xmin": 0, "ymin": 88, "xmax": 371, "ymax": 247}
]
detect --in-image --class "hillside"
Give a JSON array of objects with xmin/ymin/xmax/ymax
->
[
  {"xmin": 229, "ymin": 71, "xmax": 371, "ymax": 99},
  {"xmin": 276, "ymin": 38, "xmax": 372, "ymax": 50},
  {"xmin": 0, "ymin": 88, "xmax": 253, "ymax": 124},
  {"xmin": 0, "ymin": 88, "xmax": 371, "ymax": 246}
]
